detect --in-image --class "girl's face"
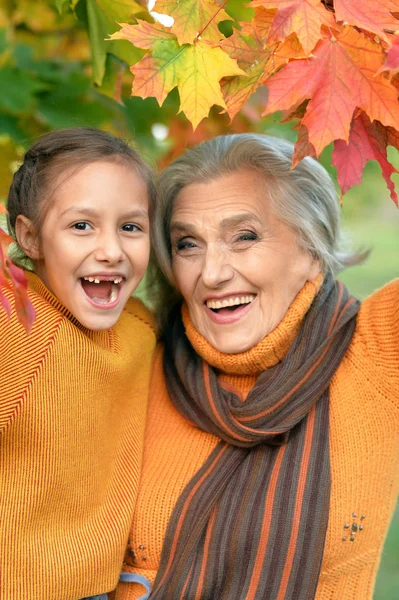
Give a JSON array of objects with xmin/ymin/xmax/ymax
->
[{"xmin": 33, "ymin": 160, "xmax": 150, "ymax": 330}]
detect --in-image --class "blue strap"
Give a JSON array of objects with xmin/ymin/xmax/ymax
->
[
  {"xmin": 80, "ymin": 572, "xmax": 151, "ymax": 600},
  {"xmin": 119, "ymin": 572, "xmax": 151, "ymax": 600}
]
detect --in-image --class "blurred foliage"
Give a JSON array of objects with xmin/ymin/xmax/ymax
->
[{"xmin": 0, "ymin": 0, "xmax": 397, "ymax": 207}]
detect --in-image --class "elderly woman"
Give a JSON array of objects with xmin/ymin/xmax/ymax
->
[{"xmin": 113, "ymin": 134, "xmax": 399, "ymax": 600}]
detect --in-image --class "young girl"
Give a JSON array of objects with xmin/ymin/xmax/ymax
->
[{"xmin": 0, "ymin": 128, "xmax": 157, "ymax": 600}]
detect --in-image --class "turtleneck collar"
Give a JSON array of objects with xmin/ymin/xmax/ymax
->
[
  {"xmin": 182, "ymin": 275, "xmax": 323, "ymax": 376},
  {"xmin": 26, "ymin": 271, "xmax": 95, "ymax": 332}
]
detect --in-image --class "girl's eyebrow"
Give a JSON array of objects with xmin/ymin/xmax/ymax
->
[{"xmin": 60, "ymin": 206, "xmax": 148, "ymax": 219}]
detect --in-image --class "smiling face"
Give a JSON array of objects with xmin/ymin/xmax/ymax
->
[
  {"xmin": 30, "ymin": 160, "xmax": 150, "ymax": 330},
  {"xmin": 170, "ymin": 169, "xmax": 321, "ymax": 353}
]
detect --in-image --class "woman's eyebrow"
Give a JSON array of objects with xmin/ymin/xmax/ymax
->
[
  {"xmin": 220, "ymin": 214, "xmax": 262, "ymax": 228},
  {"xmin": 170, "ymin": 222, "xmax": 197, "ymax": 235}
]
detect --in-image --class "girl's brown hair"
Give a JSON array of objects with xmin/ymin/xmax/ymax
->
[{"xmin": 7, "ymin": 127, "xmax": 156, "ymax": 268}]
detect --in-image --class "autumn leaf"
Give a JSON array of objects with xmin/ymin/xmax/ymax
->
[
  {"xmin": 378, "ymin": 35, "xmax": 399, "ymax": 74},
  {"xmin": 250, "ymin": 0, "xmax": 336, "ymax": 55},
  {"xmin": 264, "ymin": 26, "xmax": 399, "ymax": 155},
  {"xmin": 111, "ymin": 21, "xmax": 245, "ymax": 128},
  {"xmin": 251, "ymin": 5, "xmax": 276, "ymax": 39},
  {"xmin": 6, "ymin": 259, "xmax": 36, "ymax": 333},
  {"xmin": 334, "ymin": 0, "xmax": 399, "ymax": 45},
  {"xmin": 0, "ymin": 227, "xmax": 35, "ymax": 332},
  {"xmin": 0, "ymin": 228, "xmax": 13, "ymax": 318},
  {"xmin": 220, "ymin": 21, "xmax": 271, "ymax": 120},
  {"xmin": 292, "ymin": 122, "xmax": 316, "ymax": 166},
  {"xmin": 332, "ymin": 111, "xmax": 399, "ymax": 205},
  {"xmin": 153, "ymin": 0, "xmax": 232, "ymax": 45}
]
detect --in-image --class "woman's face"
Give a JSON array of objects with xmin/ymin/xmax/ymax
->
[{"xmin": 170, "ymin": 169, "xmax": 321, "ymax": 353}]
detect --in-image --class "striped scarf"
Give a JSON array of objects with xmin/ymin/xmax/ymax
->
[{"xmin": 153, "ymin": 276, "xmax": 359, "ymax": 599}]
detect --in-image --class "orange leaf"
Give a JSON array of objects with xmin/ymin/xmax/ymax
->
[
  {"xmin": 332, "ymin": 111, "xmax": 399, "ymax": 205},
  {"xmin": 252, "ymin": 6, "xmax": 277, "ymax": 39},
  {"xmin": 292, "ymin": 122, "xmax": 316, "ymax": 167},
  {"xmin": 220, "ymin": 21, "xmax": 271, "ymax": 119},
  {"xmin": 153, "ymin": 0, "xmax": 232, "ymax": 45},
  {"xmin": 251, "ymin": 0, "xmax": 336, "ymax": 55},
  {"xmin": 264, "ymin": 26, "xmax": 399, "ymax": 155},
  {"xmin": 334, "ymin": 0, "xmax": 399, "ymax": 45}
]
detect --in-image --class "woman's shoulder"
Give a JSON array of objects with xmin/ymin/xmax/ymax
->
[
  {"xmin": 358, "ymin": 278, "xmax": 399, "ymax": 328},
  {"xmin": 354, "ymin": 278, "xmax": 399, "ymax": 381}
]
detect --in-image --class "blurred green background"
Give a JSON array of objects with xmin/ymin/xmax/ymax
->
[{"xmin": 0, "ymin": 1, "xmax": 397, "ymax": 597}]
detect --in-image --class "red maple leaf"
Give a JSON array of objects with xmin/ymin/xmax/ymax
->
[
  {"xmin": 264, "ymin": 26, "xmax": 399, "ymax": 155},
  {"xmin": 251, "ymin": 0, "xmax": 336, "ymax": 55},
  {"xmin": 378, "ymin": 35, "xmax": 399, "ymax": 74},
  {"xmin": 332, "ymin": 111, "xmax": 399, "ymax": 205}
]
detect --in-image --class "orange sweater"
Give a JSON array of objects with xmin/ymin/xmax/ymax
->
[
  {"xmin": 0, "ymin": 272, "xmax": 156, "ymax": 600},
  {"xmin": 113, "ymin": 278, "xmax": 399, "ymax": 600}
]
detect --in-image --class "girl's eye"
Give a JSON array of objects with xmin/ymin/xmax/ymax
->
[
  {"xmin": 122, "ymin": 223, "xmax": 141, "ymax": 233},
  {"xmin": 72, "ymin": 222, "xmax": 92, "ymax": 231}
]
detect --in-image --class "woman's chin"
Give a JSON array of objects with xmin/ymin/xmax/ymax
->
[{"xmin": 203, "ymin": 329, "xmax": 265, "ymax": 354}]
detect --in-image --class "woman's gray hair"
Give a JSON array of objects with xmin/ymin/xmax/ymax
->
[{"xmin": 154, "ymin": 133, "xmax": 366, "ymax": 289}]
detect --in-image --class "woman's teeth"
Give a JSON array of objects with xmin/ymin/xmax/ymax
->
[{"xmin": 206, "ymin": 295, "xmax": 255, "ymax": 310}]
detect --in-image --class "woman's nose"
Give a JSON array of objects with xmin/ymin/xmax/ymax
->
[
  {"xmin": 201, "ymin": 244, "xmax": 234, "ymax": 288},
  {"xmin": 94, "ymin": 232, "xmax": 124, "ymax": 264}
]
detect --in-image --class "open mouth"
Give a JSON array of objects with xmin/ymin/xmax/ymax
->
[
  {"xmin": 206, "ymin": 294, "xmax": 256, "ymax": 315},
  {"xmin": 80, "ymin": 276, "xmax": 124, "ymax": 307}
]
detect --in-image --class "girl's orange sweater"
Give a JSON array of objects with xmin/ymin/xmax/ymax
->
[
  {"xmin": 0, "ymin": 273, "xmax": 156, "ymax": 600},
  {"xmin": 114, "ymin": 278, "xmax": 399, "ymax": 600}
]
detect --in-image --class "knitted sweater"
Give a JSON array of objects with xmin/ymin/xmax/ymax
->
[
  {"xmin": 0, "ymin": 272, "xmax": 156, "ymax": 600},
  {"xmin": 113, "ymin": 278, "xmax": 399, "ymax": 600}
]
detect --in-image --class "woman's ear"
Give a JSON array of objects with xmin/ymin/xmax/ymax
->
[
  {"xmin": 308, "ymin": 259, "xmax": 322, "ymax": 281},
  {"xmin": 15, "ymin": 215, "xmax": 41, "ymax": 260}
]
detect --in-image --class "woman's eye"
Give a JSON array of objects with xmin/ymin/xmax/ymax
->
[
  {"xmin": 176, "ymin": 238, "xmax": 198, "ymax": 251},
  {"xmin": 72, "ymin": 222, "xmax": 92, "ymax": 231},
  {"xmin": 236, "ymin": 231, "xmax": 258, "ymax": 242},
  {"xmin": 122, "ymin": 223, "xmax": 141, "ymax": 233}
]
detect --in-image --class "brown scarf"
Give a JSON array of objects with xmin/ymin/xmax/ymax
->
[{"xmin": 152, "ymin": 275, "xmax": 359, "ymax": 600}]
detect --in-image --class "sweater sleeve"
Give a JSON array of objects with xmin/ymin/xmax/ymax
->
[
  {"xmin": 356, "ymin": 278, "xmax": 399, "ymax": 391},
  {"xmin": 0, "ymin": 288, "xmax": 62, "ymax": 433}
]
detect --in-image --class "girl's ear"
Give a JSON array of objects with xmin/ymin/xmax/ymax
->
[{"xmin": 15, "ymin": 215, "xmax": 41, "ymax": 260}]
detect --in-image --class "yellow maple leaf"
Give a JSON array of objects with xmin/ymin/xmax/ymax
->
[
  {"xmin": 111, "ymin": 21, "xmax": 245, "ymax": 128},
  {"xmin": 153, "ymin": 0, "xmax": 232, "ymax": 45}
]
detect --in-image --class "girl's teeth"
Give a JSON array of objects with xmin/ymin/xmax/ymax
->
[{"xmin": 110, "ymin": 285, "xmax": 118, "ymax": 302}]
